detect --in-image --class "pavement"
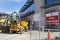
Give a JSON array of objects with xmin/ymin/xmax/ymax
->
[
  {"xmin": 0, "ymin": 32, "xmax": 30, "ymax": 40},
  {"xmin": 0, "ymin": 30, "xmax": 60, "ymax": 40}
]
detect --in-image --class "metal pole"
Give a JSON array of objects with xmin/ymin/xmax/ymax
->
[
  {"xmin": 39, "ymin": 13, "xmax": 41, "ymax": 40},
  {"xmin": 39, "ymin": 20, "xmax": 40, "ymax": 40},
  {"xmin": 30, "ymin": 21, "xmax": 32, "ymax": 40}
]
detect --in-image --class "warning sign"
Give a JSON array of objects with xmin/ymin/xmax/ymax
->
[{"xmin": 46, "ymin": 12, "xmax": 59, "ymax": 24}]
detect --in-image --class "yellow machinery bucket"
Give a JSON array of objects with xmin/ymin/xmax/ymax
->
[{"xmin": 20, "ymin": 21, "xmax": 28, "ymax": 27}]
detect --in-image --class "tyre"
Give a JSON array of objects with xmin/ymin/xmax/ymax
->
[
  {"xmin": 1, "ymin": 29, "xmax": 5, "ymax": 33},
  {"xmin": 25, "ymin": 27, "xmax": 28, "ymax": 32},
  {"xmin": 20, "ymin": 28, "xmax": 24, "ymax": 34},
  {"xmin": 10, "ymin": 30, "xmax": 13, "ymax": 34}
]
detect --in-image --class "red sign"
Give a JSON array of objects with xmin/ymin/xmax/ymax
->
[{"xmin": 46, "ymin": 12, "xmax": 59, "ymax": 24}]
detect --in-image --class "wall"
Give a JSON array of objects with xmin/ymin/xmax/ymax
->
[{"xmin": 33, "ymin": 0, "xmax": 45, "ymax": 31}]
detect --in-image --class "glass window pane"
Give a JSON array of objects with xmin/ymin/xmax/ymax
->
[{"xmin": 47, "ymin": 0, "xmax": 54, "ymax": 4}]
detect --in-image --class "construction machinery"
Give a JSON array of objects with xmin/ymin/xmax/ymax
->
[
  {"xmin": 0, "ymin": 13, "xmax": 10, "ymax": 33},
  {"xmin": 0, "ymin": 11, "xmax": 28, "ymax": 34},
  {"xmin": 10, "ymin": 11, "xmax": 28, "ymax": 33}
]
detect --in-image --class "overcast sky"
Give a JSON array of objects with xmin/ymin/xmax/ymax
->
[{"xmin": 0, "ymin": 0, "xmax": 27, "ymax": 14}]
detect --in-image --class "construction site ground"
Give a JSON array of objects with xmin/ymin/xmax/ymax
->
[{"xmin": 0, "ymin": 30, "xmax": 60, "ymax": 40}]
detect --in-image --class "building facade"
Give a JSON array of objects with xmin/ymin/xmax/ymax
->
[{"xmin": 19, "ymin": 0, "xmax": 60, "ymax": 31}]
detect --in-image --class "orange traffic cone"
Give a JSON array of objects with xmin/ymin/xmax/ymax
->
[{"xmin": 48, "ymin": 29, "xmax": 51, "ymax": 40}]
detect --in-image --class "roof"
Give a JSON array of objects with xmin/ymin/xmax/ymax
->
[
  {"xmin": 21, "ymin": 10, "xmax": 34, "ymax": 18},
  {"xmin": 0, "ymin": 12, "xmax": 8, "ymax": 16},
  {"xmin": 19, "ymin": 0, "xmax": 34, "ymax": 13}
]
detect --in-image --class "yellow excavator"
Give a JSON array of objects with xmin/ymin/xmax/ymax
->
[
  {"xmin": 0, "ymin": 12, "xmax": 28, "ymax": 34},
  {"xmin": 10, "ymin": 11, "xmax": 28, "ymax": 34}
]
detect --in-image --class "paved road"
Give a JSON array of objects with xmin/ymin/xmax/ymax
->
[
  {"xmin": 0, "ymin": 31, "xmax": 60, "ymax": 40},
  {"xmin": 0, "ymin": 32, "xmax": 30, "ymax": 40}
]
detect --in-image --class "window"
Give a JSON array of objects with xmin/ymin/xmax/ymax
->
[
  {"xmin": 54, "ymin": 0, "xmax": 60, "ymax": 2},
  {"xmin": 45, "ymin": 0, "xmax": 54, "ymax": 5},
  {"xmin": 22, "ymin": 4, "xmax": 35, "ymax": 14}
]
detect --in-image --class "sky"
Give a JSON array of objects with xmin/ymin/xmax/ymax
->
[{"xmin": 0, "ymin": 0, "xmax": 27, "ymax": 14}]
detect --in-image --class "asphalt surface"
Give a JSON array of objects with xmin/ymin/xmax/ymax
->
[
  {"xmin": 0, "ymin": 31, "xmax": 60, "ymax": 40},
  {"xmin": 0, "ymin": 32, "xmax": 30, "ymax": 40}
]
